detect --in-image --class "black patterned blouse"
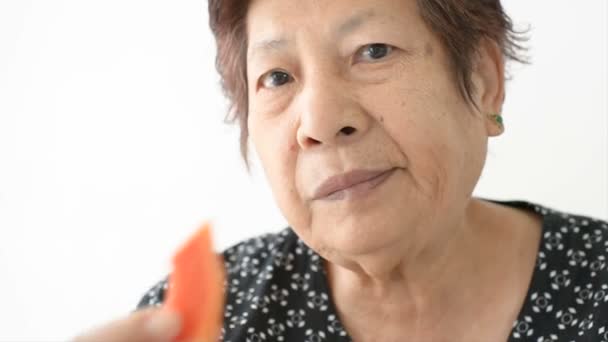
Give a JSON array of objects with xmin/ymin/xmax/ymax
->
[{"xmin": 137, "ymin": 199, "xmax": 608, "ymax": 341}]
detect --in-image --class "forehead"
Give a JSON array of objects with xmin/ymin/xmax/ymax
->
[{"xmin": 246, "ymin": 0, "xmax": 421, "ymax": 59}]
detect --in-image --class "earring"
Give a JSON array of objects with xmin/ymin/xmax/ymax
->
[{"xmin": 489, "ymin": 114, "xmax": 504, "ymax": 129}]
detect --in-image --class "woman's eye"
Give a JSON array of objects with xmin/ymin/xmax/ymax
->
[
  {"xmin": 358, "ymin": 43, "xmax": 393, "ymax": 62},
  {"xmin": 260, "ymin": 70, "xmax": 292, "ymax": 89}
]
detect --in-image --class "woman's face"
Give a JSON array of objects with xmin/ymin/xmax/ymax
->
[{"xmin": 245, "ymin": 0, "xmax": 502, "ymax": 260}]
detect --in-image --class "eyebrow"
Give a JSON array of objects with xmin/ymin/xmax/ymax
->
[
  {"xmin": 336, "ymin": 8, "xmax": 376, "ymax": 37},
  {"xmin": 249, "ymin": 38, "xmax": 288, "ymax": 60},
  {"xmin": 248, "ymin": 9, "xmax": 377, "ymax": 60}
]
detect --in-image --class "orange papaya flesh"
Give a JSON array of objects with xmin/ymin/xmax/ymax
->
[{"xmin": 165, "ymin": 223, "xmax": 225, "ymax": 342}]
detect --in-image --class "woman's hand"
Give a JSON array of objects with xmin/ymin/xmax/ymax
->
[{"xmin": 72, "ymin": 308, "xmax": 181, "ymax": 342}]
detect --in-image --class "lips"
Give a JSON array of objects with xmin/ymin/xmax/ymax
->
[{"xmin": 312, "ymin": 168, "xmax": 395, "ymax": 200}]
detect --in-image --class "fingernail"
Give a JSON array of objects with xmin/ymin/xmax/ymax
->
[{"xmin": 145, "ymin": 309, "xmax": 181, "ymax": 340}]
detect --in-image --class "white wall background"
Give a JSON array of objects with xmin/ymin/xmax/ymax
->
[{"xmin": 0, "ymin": 0, "xmax": 606, "ymax": 340}]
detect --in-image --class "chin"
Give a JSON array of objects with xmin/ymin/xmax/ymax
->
[{"xmin": 313, "ymin": 219, "xmax": 405, "ymax": 257}]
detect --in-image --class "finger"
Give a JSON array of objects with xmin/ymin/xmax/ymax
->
[{"xmin": 72, "ymin": 308, "xmax": 181, "ymax": 342}]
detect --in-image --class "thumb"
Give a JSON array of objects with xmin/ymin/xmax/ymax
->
[
  {"xmin": 144, "ymin": 308, "xmax": 182, "ymax": 341},
  {"xmin": 73, "ymin": 308, "xmax": 181, "ymax": 342}
]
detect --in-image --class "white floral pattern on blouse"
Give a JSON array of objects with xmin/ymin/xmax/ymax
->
[{"xmin": 137, "ymin": 199, "xmax": 608, "ymax": 341}]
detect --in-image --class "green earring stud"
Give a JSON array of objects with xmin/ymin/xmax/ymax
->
[{"xmin": 490, "ymin": 114, "xmax": 503, "ymax": 128}]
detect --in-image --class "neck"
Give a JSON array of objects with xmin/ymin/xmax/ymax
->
[{"xmin": 324, "ymin": 198, "xmax": 510, "ymax": 332}]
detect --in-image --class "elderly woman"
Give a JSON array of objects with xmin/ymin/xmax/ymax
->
[{"xmin": 76, "ymin": 0, "xmax": 608, "ymax": 341}]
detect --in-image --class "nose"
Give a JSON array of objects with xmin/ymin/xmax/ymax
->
[{"xmin": 296, "ymin": 75, "xmax": 371, "ymax": 150}]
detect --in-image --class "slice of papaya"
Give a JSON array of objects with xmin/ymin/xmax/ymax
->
[{"xmin": 165, "ymin": 222, "xmax": 225, "ymax": 342}]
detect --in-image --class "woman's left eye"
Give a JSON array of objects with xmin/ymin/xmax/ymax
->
[{"xmin": 357, "ymin": 43, "xmax": 394, "ymax": 62}]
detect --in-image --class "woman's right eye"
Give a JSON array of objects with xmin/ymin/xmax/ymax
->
[{"xmin": 260, "ymin": 70, "xmax": 292, "ymax": 89}]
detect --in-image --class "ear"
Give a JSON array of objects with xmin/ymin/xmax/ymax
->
[{"xmin": 471, "ymin": 38, "xmax": 506, "ymax": 137}]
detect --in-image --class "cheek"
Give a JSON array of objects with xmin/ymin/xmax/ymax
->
[
  {"xmin": 250, "ymin": 118, "xmax": 309, "ymax": 223},
  {"xmin": 366, "ymin": 81, "xmax": 452, "ymax": 156},
  {"xmin": 361, "ymin": 76, "xmax": 469, "ymax": 195},
  {"xmin": 255, "ymin": 132, "xmax": 292, "ymax": 192}
]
